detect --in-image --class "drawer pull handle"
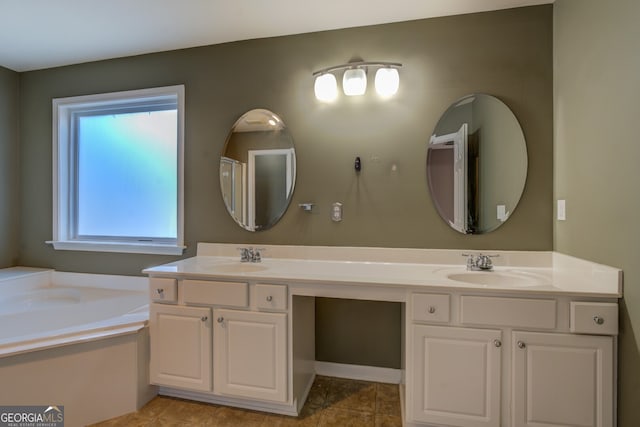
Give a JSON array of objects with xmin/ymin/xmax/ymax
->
[
  {"xmin": 156, "ymin": 288, "xmax": 164, "ymax": 294},
  {"xmin": 201, "ymin": 316, "xmax": 208, "ymax": 322},
  {"xmin": 266, "ymin": 295, "xmax": 273, "ymax": 302},
  {"xmin": 428, "ymin": 306, "xmax": 436, "ymax": 314},
  {"xmin": 517, "ymin": 341, "xmax": 526, "ymax": 349},
  {"xmin": 593, "ymin": 315, "xmax": 605, "ymax": 325},
  {"xmin": 493, "ymin": 339, "xmax": 502, "ymax": 348},
  {"xmin": 217, "ymin": 317, "xmax": 224, "ymax": 323}
]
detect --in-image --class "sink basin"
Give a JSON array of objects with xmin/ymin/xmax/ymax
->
[
  {"xmin": 444, "ymin": 269, "xmax": 550, "ymax": 287},
  {"xmin": 213, "ymin": 263, "xmax": 269, "ymax": 273}
]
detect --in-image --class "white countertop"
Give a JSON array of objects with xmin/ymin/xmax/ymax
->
[{"xmin": 143, "ymin": 244, "xmax": 622, "ymax": 298}]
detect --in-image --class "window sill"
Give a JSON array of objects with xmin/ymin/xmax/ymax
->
[{"xmin": 46, "ymin": 240, "xmax": 186, "ymax": 255}]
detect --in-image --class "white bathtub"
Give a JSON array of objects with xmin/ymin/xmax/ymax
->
[
  {"xmin": 0, "ymin": 267, "xmax": 148, "ymax": 356},
  {"xmin": 0, "ymin": 267, "xmax": 156, "ymax": 426}
]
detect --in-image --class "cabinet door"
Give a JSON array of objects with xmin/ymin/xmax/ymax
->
[
  {"xmin": 512, "ymin": 331, "xmax": 613, "ymax": 427},
  {"xmin": 214, "ymin": 308, "xmax": 287, "ymax": 403},
  {"xmin": 149, "ymin": 303, "xmax": 212, "ymax": 391},
  {"xmin": 411, "ymin": 325, "xmax": 502, "ymax": 427}
]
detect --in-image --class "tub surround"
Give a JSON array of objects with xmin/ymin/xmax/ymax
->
[{"xmin": 144, "ymin": 243, "xmax": 621, "ymax": 427}]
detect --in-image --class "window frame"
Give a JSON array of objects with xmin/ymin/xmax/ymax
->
[{"xmin": 49, "ymin": 85, "xmax": 185, "ymax": 255}]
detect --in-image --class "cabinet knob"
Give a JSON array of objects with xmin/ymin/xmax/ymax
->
[
  {"xmin": 156, "ymin": 288, "xmax": 164, "ymax": 294},
  {"xmin": 593, "ymin": 315, "xmax": 605, "ymax": 325},
  {"xmin": 217, "ymin": 317, "xmax": 224, "ymax": 323},
  {"xmin": 201, "ymin": 316, "xmax": 208, "ymax": 322},
  {"xmin": 427, "ymin": 306, "xmax": 436, "ymax": 314},
  {"xmin": 494, "ymin": 339, "xmax": 502, "ymax": 348},
  {"xmin": 266, "ymin": 295, "xmax": 273, "ymax": 302},
  {"xmin": 517, "ymin": 341, "xmax": 526, "ymax": 349}
]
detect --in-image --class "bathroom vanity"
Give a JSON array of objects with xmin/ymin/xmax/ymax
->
[{"xmin": 143, "ymin": 243, "xmax": 622, "ymax": 427}]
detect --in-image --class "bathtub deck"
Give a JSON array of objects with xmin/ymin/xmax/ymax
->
[{"xmin": 0, "ymin": 266, "xmax": 51, "ymax": 282}]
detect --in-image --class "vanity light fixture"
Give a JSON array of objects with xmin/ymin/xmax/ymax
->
[
  {"xmin": 374, "ymin": 67, "xmax": 400, "ymax": 98},
  {"xmin": 343, "ymin": 68, "xmax": 367, "ymax": 96},
  {"xmin": 312, "ymin": 61, "xmax": 402, "ymax": 102},
  {"xmin": 313, "ymin": 73, "xmax": 338, "ymax": 102}
]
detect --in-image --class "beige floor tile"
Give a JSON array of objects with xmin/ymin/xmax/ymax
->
[
  {"xmin": 161, "ymin": 398, "xmax": 219, "ymax": 425},
  {"xmin": 89, "ymin": 412, "xmax": 154, "ymax": 427},
  {"xmin": 306, "ymin": 376, "xmax": 332, "ymax": 408},
  {"xmin": 374, "ymin": 414, "xmax": 402, "ymax": 427},
  {"xmin": 207, "ymin": 406, "xmax": 267, "ymax": 427},
  {"xmin": 318, "ymin": 407, "xmax": 375, "ymax": 427},
  {"xmin": 89, "ymin": 377, "xmax": 401, "ymax": 426},
  {"xmin": 375, "ymin": 399, "xmax": 401, "ymax": 417},
  {"xmin": 375, "ymin": 383, "xmax": 400, "ymax": 402},
  {"xmin": 137, "ymin": 395, "xmax": 176, "ymax": 419},
  {"xmin": 326, "ymin": 380, "xmax": 377, "ymax": 413},
  {"xmin": 260, "ymin": 408, "xmax": 323, "ymax": 427}
]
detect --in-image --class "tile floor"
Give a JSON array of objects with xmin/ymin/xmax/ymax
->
[{"xmin": 90, "ymin": 376, "xmax": 402, "ymax": 426}]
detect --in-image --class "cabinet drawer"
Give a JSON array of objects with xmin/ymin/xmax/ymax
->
[
  {"xmin": 412, "ymin": 293, "xmax": 450, "ymax": 323},
  {"xmin": 150, "ymin": 278, "xmax": 177, "ymax": 303},
  {"xmin": 570, "ymin": 302, "xmax": 618, "ymax": 335},
  {"xmin": 255, "ymin": 284, "xmax": 287, "ymax": 311},
  {"xmin": 461, "ymin": 296, "xmax": 556, "ymax": 329},
  {"xmin": 182, "ymin": 279, "xmax": 248, "ymax": 307}
]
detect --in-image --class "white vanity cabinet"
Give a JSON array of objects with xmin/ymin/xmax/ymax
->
[
  {"xmin": 147, "ymin": 277, "xmax": 296, "ymax": 413},
  {"xmin": 213, "ymin": 308, "xmax": 288, "ymax": 403},
  {"xmin": 411, "ymin": 325, "xmax": 502, "ymax": 427},
  {"xmin": 144, "ymin": 245, "xmax": 621, "ymax": 425},
  {"xmin": 408, "ymin": 293, "xmax": 617, "ymax": 427},
  {"xmin": 511, "ymin": 331, "xmax": 613, "ymax": 427},
  {"xmin": 149, "ymin": 303, "xmax": 212, "ymax": 391}
]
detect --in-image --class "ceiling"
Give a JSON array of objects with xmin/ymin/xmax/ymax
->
[{"xmin": 0, "ymin": 0, "xmax": 553, "ymax": 72}]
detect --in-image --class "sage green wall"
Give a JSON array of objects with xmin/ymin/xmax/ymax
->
[
  {"xmin": 554, "ymin": 1, "xmax": 640, "ymax": 424},
  {"xmin": 18, "ymin": 6, "xmax": 552, "ymax": 368},
  {"xmin": 0, "ymin": 66, "xmax": 19, "ymax": 268}
]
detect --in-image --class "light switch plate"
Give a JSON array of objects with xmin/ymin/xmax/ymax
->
[
  {"xmin": 557, "ymin": 199, "xmax": 566, "ymax": 220},
  {"xmin": 497, "ymin": 205, "xmax": 506, "ymax": 221}
]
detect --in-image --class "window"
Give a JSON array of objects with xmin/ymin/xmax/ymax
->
[{"xmin": 50, "ymin": 85, "xmax": 185, "ymax": 255}]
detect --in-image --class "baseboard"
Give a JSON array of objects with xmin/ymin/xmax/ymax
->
[
  {"xmin": 158, "ymin": 387, "xmax": 299, "ymax": 416},
  {"xmin": 314, "ymin": 361, "xmax": 402, "ymax": 384}
]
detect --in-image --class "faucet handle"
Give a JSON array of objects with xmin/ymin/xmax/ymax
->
[
  {"xmin": 253, "ymin": 248, "xmax": 264, "ymax": 263},
  {"xmin": 476, "ymin": 254, "xmax": 496, "ymax": 270},
  {"xmin": 237, "ymin": 247, "xmax": 250, "ymax": 262},
  {"xmin": 462, "ymin": 253, "xmax": 476, "ymax": 269}
]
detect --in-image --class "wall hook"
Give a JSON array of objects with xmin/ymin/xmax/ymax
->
[{"xmin": 355, "ymin": 156, "xmax": 362, "ymax": 172}]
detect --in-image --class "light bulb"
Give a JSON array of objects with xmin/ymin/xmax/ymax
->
[
  {"xmin": 342, "ymin": 68, "xmax": 367, "ymax": 96},
  {"xmin": 374, "ymin": 68, "xmax": 399, "ymax": 98},
  {"xmin": 314, "ymin": 73, "xmax": 338, "ymax": 102}
]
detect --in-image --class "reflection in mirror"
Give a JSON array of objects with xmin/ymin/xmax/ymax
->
[
  {"xmin": 220, "ymin": 109, "xmax": 296, "ymax": 232},
  {"xmin": 427, "ymin": 94, "xmax": 527, "ymax": 234}
]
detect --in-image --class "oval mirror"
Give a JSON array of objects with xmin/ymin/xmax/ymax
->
[
  {"xmin": 427, "ymin": 94, "xmax": 527, "ymax": 234},
  {"xmin": 220, "ymin": 109, "xmax": 296, "ymax": 231}
]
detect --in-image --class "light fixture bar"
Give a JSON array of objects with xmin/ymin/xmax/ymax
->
[{"xmin": 312, "ymin": 61, "xmax": 402, "ymax": 76}]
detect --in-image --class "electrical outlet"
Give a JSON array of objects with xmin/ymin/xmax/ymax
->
[{"xmin": 331, "ymin": 202, "xmax": 343, "ymax": 222}]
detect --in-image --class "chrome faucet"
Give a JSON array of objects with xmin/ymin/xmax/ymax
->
[
  {"xmin": 463, "ymin": 253, "xmax": 499, "ymax": 271},
  {"xmin": 238, "ymin": 247, "xmax": 263, "ymax": 263}
]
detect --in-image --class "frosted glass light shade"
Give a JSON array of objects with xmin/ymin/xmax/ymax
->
[
  {"xmin": 342, "ymin": 68, "xmax": 367, "ymax": 96},
  {"xmin": 375, "ymin": 68, "xmax": 400, "ymax": 97},
  {"xmin": 314, "ymin": 73, "xmax": 338, "ymax": 102}
]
